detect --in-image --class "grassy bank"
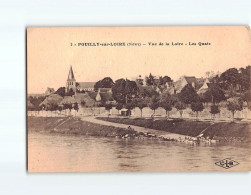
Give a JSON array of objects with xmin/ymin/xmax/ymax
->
[
  {"xmin": 96, "ymin": 117, "xmax": 251, "ymax": 142},
  {"xmin": 28, "ymin": 117, "xmax": 137, "ymax": 137}
]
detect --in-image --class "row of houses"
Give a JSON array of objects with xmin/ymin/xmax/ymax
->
[
  {"xmin": 135, "ymin": 75, "xmax": 209, "ymax": 96},
  {"xmin": 37, "ymin": 88, "xmax": 114, "ymax": 109},
  {"xmin": 29, "ymin": 66, "xmax": 225, "ymax": 110}
]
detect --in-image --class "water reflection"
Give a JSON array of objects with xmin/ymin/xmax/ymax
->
[{"xmin": 28, "ymin": 132, "xmax": 251, "ymax": 172}]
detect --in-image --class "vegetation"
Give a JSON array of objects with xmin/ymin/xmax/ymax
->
[
  {"xmin": 55, "ymin": 87, "xmax": 66, "ymax": 97},
  {"xmin": 94, "ymin": 77, "xmax": 114, "ymax": 90},
  {"xmin": 175, "ymin": 101, "xmax": 186, "ymax": 118},
  {"xmin": 178, "ymin": 84, "xmax": 199, "ymax": 105},
  {"xmin": 227, "ymin": 98, "xmax": 243, "ymax": 121},
  {"xmin": 105, "ymin": 103, "xmax": 113, "ymax": 117},
  {"xmin": 28, "ymin": 65, "xmax": 251, "ymax": 120},
  {"xmin": 159, "ymin": 93, "xmax": 176, "ymax": 118},
  {"xmin": 210, "ymin": 105, "xmax": 220, "ymax": 120},
  {"xmin": 125, "ymin": 102, "xmax": 135, "ymax": 116},
  {"xmin": 115, "ymin": 103, "xmax": 123, "ymax": 115},
  {"xmin": 28, "ymin": 117, "xmax": 138, "ymax": 137},
  {"xmin": 28, "ymin": 96, "xmax": 46, "ymax": 110},
  {"xmin": 111, "ymin": 79, "xmax": 138, "ymax": 104},
  {"xmin": 134, "ymin": 97, "xmax": 147, "ymax": 117},
  {"xmin": 191, "ymin": 101, "xmax": 204, "ymax": 119},
  {"xmin": 73, "ymin": 103, "xmax": 79, "ymax": 116},
  {"xmin": 97, "ymin": 117, "xmax": 251, "ymax": 141},
  {"xmin": 145, "ymin": 73, "xmax": 172, "ymax": 86},
  {"xmin": 203, "ymin": 85, "xmax": 226, "ymax": 104},
  {"xmin": 56, "ymin": 87, "xmax": 74, "ymax": 97},
  {"xmin": 148, "ymin": 96, "xmax": 159, "ymax": 117}
]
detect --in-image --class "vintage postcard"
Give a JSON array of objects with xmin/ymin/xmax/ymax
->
[{"xmin": 27, "ymin": 26, "xmax": 251, "ymax": 172}]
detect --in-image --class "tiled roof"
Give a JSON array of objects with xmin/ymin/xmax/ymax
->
[
  {"xmin": 98, "ymin": 88, "xmax": 112, "ymax": 93},
  {"xmin": 39, "ymin": 94, "xmax": 63, "ymax": 107},
  {"xmin": 60, "ymin": 93, "xmax": 96, "ymax": 107},
  {"xmin": 174, "ymin": 76, "xmax": 202, "ymax": 93},
  {"xmin": 76, "ymin": 82, "xmax": 95, "ymax": 89}
]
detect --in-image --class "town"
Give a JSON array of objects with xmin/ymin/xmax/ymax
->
[{"xmin": 28, "ymin": 65, "xmax": 251, "ymax": 122}]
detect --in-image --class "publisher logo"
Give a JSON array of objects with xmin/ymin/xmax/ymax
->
[{"xmin": 215, "ymin": 158, "xmax": 239, "ymax": 169}]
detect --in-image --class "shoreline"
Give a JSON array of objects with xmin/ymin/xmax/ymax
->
[
  {"xmin": 28, "ymin": 116, "xmax": 251, "ymax": 143},
  {"xmin": 96, "ymin": 117, "xmax": 251, "ymax": 143}
]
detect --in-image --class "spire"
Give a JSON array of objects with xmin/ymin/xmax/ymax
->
[{"xmin": 67, "ymin": 65, "xmax": 76, "ymax": 81}]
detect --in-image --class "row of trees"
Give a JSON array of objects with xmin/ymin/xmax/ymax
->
[
  {"xmin": 104, "ymin": 81, "xmax": 249, "ymax": 120},
  {"xmin": 29, "ymin": 66, "xmax": 250, "ymax": 121},
  {"xmin": 104, "ymin": 94, "xmax": 246, "ymax": 121},
  {"xmin": 29, "ymin": 102, "xmax": 80, "ymax": 117}
]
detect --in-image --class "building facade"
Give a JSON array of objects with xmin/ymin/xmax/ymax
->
[{"xmin": 65, "ymin": 66, "xmax": 95, "ymax": 93}]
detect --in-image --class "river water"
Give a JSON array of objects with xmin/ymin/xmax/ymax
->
[{"xmin": 28, "ymin": 132, "xmax": 251, "ymax": 172}]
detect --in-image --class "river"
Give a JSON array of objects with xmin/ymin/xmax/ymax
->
[{"xmin": 28, "ymin": 132, "xmax": 251, "ymax": 172}]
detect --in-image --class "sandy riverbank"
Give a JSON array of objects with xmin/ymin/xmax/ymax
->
[
  {"xmin": 96, "ymin": 117, "xmax": 251, "ymax": 143},
  {"xmin": 28, "ymin": 116, "xmax": 251, "ymax": 143},
  {"xmin": 28, "ymin": 117, "xmax": 138, "ymax": 138}
]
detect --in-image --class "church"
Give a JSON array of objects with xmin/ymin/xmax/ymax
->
[{"xmin": 65, "ymin": 66, "xmax": 95, "ymax": 93}]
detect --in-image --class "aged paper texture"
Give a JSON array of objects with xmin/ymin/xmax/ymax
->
[{"xmin": 27, "ymin": 26, "xmax": 251, "ymax": 172}]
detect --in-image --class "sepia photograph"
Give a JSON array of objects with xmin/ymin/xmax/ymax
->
[{"xmin": 27, "ymin": 26, "xmax": 251, "ymax": 172}]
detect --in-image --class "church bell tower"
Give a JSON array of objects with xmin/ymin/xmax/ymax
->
[{"xmin": 66, "ymin": 65, "xmax": 76, "ymax": 93}]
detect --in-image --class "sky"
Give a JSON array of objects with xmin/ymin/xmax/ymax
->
[{"xmin": 27, "ymin": 26, "xmax": 251, "ymax": 94}]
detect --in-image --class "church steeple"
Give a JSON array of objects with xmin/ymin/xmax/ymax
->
[
  {"xmin": 66, "ymin": 65, "xmax": 76, "ymax": 93},
  {"xmin": 67, "ymin": 65, "xmax": 76, "ymax": 81}
]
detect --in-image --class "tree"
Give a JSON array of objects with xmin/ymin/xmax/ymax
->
[
  {"xmin": 191, "ymin": 101, "xmax": 204, "ymax": 119},
  {"xmin": 125, "ymin": 102, "xmax": 135, "ymax": 117},
  {"xmin": 112, "ymin": 79, "xmax": 138, "ymax": 104},
  {"xmin": 175, "ymin": 101, "xmax": 186, "ymax": 118},
  {"xmin": 146, "ymin": 73, "xmax": 154, "ymax": 86},
  {"xmin": 134, "ymin": 97, "xmax": 147, "ymax": 117},
  {"xmin": 73, "ymin": 103, "xmax": 79, "ymax": 116},
  {"xmin": 105, "ymin": 103, "xmax": 113, "ymax": 117},
  {"xmin": 210, "ymin": 105, "xmax": 220, "ymax": 120},
  {"xmin": 46, "ymin": 103, "xmax": 58, "ymax": 117},
  {"xmin": 55, "ymin": 87, "xmax": 66, "ymax": 97},
  {"xmin": 125, "ymin": 80, "xmax": 138, "ymax": 103},
  {"xmin": 239, "ymin": 66, "xmax": 251, "ymax": 91},
  {"xmin": 115, "ymin": 103, "xmax": 123, "ymax": 115},
  {"xmin": 64, "ymin": 103, "xmax": 73, "ymax": 116},
  {"xmin": 203, "ymin": 85, "xmax": 226, "ymax": 104},
  {"xmin": 148, "ymin": 96, "xmax": 159, "ymax": 117},
  {"xmin": 112, "ymin": 79, "xmax": 127, "ymax": 103},
  {"xmin": 62, "ymin": 104, "xmax": 67, "ymax": 116},
  {"xmin": 178, "ymin": 84, "xmax": 200, "ymax": 105},
  {"xmin": 227, "ymin": 98, "xmax": 243, "ymax": 121},
  {"xmin": 159, "ymin": 93, "xmax": 176, "ymax": 118},
  {"xmin": 241, "ymin": 90, "xmax": 251, "ymax": 110},
  {"xmin": 57, "ymin": 105, "xmax": 63, "ymax": 116},
  {"xmin": 68, "ymin": 104, "xmax": 73, "ymax": 116},
  {"xmin": 220, "ymin": 68, "xmax": 240, "ymax": 89},
  {"xmin": 94, "ymin": 77, "xmax": 114, "ymax": 90},
  {"xmin": 52, "ymin": 104, "xmax": 59, "ymax": 116},
  {"xmin": 141, "ymin": 88, "xmax": 159, "ymax": 98},
  {"xmin": 212, "ymin": 74, "xmax": 221, "ymax": 84},
  {"xmin": 65, "ymin": 88, "xmax": 75, "ymax": 96},
  {"xmin": 159, "ymin": 76, "xmax": 173, "ymax": 85},
  {"xmin": 28, "ymin": 96, "xmax": 46, "ymax": 111}
]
